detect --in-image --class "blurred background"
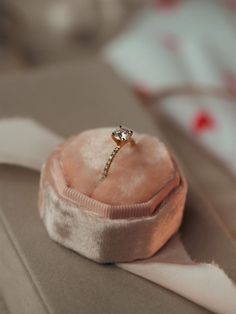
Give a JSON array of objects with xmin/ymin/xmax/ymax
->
[
  {"xmin": 0, "ymin": 0, "xmax": 235, "ymax": 239},
  {"xmin": 0, "ymin": 0, "xmax": 144, "ymax": 70}
]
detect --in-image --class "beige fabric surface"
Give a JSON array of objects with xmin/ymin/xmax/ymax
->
[
  {"xmin": 1, "ymin": 117, "xmax": 235, "ymax": 313},
  {"xmin": 0, "ymin": 58, "xmax": 232, "ymax": 313},
  {"xmin": 148, "ymin": 110, "xmax": 236, "ymax": 281},
  {"xmin": 152, "ymin": 110, "xmax": 236, "ymax": 242},
  {"xmin": 0, "ymin": 293, "xmax": 9, "ymax": 314}
]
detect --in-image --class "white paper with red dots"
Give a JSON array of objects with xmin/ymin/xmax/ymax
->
[{"xmin": 104, "ymin": 0, "xmax": 236, "ymax": 175}]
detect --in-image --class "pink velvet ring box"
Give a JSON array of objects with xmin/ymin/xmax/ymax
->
[{"xmin": 39, "ymin": 127, "xmax": 188, "ymax": 263}]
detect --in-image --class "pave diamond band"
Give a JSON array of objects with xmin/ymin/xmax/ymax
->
[{"xmin": 101, "ymin": 125, "xmax": 135, "ymax": 180}]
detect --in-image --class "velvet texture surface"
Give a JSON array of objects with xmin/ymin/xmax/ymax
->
[{"xmin": 39, "ymin": 128, "xmax": 187, "ymax": 263}]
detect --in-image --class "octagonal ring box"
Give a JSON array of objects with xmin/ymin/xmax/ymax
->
[{"xmin": 39, "ymin": 127, "xmax": 188, "ymax": 263}]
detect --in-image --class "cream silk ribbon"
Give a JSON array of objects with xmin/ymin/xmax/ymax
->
[{"xmin": 0, "ymin": 118, "xmax": 235, "ymax": 314}]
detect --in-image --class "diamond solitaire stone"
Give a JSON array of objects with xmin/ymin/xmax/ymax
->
[
  {"xmin": 101, "ymin": 125, "xmax": 135, "ymax": 179},
  {"xmin": 112, "ymin": 126, "xmax": 133, "ymax": 143}
]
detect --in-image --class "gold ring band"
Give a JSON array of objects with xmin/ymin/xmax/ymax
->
[{"xmin": 101, "ymin": 125, "xmax": 135, "ymax": 180}]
